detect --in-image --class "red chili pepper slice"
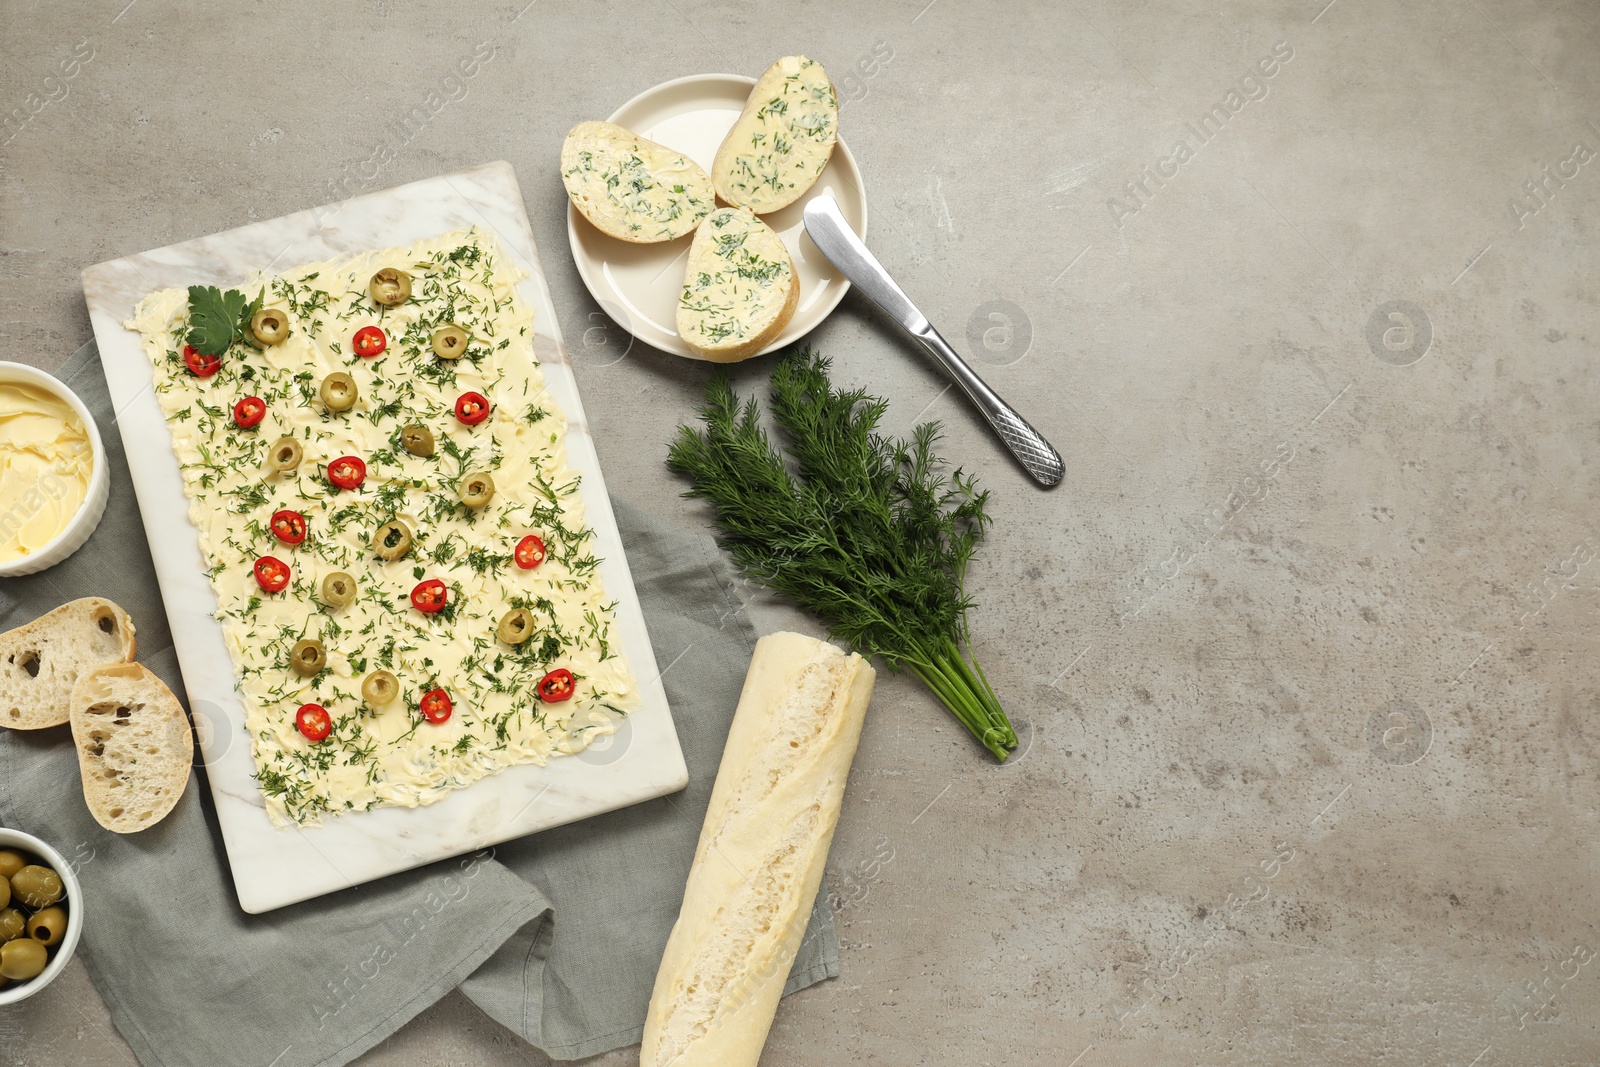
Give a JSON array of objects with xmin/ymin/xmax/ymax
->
[
  {"xmin": 182, "ymin": 344, "xmax": 221, "ymax": 377},
  {"xmin": 270, "ymin": 509, "xmax": 307, "ymax": 545},
  {"xmin": 327, "ymin": 455, "xmax": 366, "ymax": 491},
  {"xmin": 454, "ymin": 391, "xmax": 490, "ymax": 425},
  {"xmin": 411, "ymin": 578, "xmax": 447, "ymax": 613},
  {"xmin": 514, "ymin": 535, "xmax": 547, "ymax": 570},
  {"xmin": 537, "ymin": 668, "xmax": 575, "ymax": 703},
  {"xmin": 296, "ymin": 703, "xmax": 332, "ymax": 742},
  {"xmin": 232, "ymin": 396, "xmax": 266, "ymax": 429},
  {"xmin": 253, "ymin": 555, "xmax": 290, "ymax": 593},
  {"xmin": 352, "ymin": 325, "xmax": 387, "ymax": 357},
  {"xmin": 419, "ymin": 688, "xmax": 453, "ymax": 724}
]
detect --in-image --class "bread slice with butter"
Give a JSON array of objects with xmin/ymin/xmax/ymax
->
[
  {"xmin": 0, "ymin": 597, "xmax": 136, "ymax": 730},
  {"xmin": 712, "ymin": 56, "xmax": 838, "ymax": 214},
  {"xmin": 70, "ymin": 662, "xmax": 192, "ymax": 833},
  {"xmin": 561, "ymin": 120, "xmax": 716, "ymax": 243},
  {"xmin": 676, "ymin": 207, "xmax": 799, "ymax": 362},
  {"xmin": 641, "ymin": 632, "xmax": 875, "ymax": 1067}
]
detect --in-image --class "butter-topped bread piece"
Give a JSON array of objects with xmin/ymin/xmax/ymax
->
[
  {"xmin": 0, "ymin": 598, "xmax": 136, "ymax": 730},
  {"xmin": 562, "ymin": 120, "xmax": 716, "ymax": 243},
  {"xmin": 712, "ymin": 56, "xmax": 838, "ymax": 214},
  {"xmin": 642, "ymin": 632, "xmax": 875, "ymax": 1066},
  {"xmin": 676, "ymin": 207, "xmax": 798, "ymax": 362}
]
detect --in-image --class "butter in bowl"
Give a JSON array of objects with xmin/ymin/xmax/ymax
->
[{"xmin": 0, "ymin": 362, "xmax": 109, "ymax": 576}]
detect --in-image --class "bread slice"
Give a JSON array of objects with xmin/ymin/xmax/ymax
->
[
  {"xmin": 676, "ymin": 207, "xmax": 799, "ymax": 362},
  {"xmin": 561, "ymin": 120, "xmax": 716, "ymax": 243},
  {"xmin": 0, "ymin": 597, "xmax": 136, "ymax": 730},
  {"xmin": 712, "ymin": 56, "xmax": 838, "ymax": 214},
  {"xmin": 69, "ymin": 663, "xmax": 191, "ymax": 833}
]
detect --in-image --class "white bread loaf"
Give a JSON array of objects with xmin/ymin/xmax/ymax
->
[
  {"xmin": 641, "ymin": 631, "xmax": 875, "ymax": 1066},
  {"xmin": 675, "ymin": 207, "xmax": 799, "ymax": 362},
  {"xmin": 561, "ymin": 120, "xmax": 716, "ymax": 243},
  {"xmin": 0, "ymin": 597, "xmax": 136, "ymax": 730},
  {"xmin": 712, "ymin": 56, "xmax": 838, "ymax": 215},
  {"xmin": 70, "ymin": 662, "xmax": 192, "ymax": 833}
]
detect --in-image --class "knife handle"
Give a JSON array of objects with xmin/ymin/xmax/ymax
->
[{"xmin": 912, "ymin": 324, "xmax": 1065, "ymax": 487}]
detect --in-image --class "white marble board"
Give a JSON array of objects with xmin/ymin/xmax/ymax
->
[{"xmin": 81, "ymin": 162, "xmax": 688, "ymax": 914}]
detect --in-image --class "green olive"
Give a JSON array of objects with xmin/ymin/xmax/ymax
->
[
  {"xmin": 290, "ymin": 639, "xmax": 327, "ymax": 677},
  {"xmin": 0, "ymin": 909, "xmax": 22, "ymax": 943},
  {"xmin": 321, "ymin": 571, "xmax": 357, "ymax": 608},
  {"xmin": 458, "ymin": 471, "xmax": 495, "ymax": 509},
  {"xmin": 361, "ymin": 670, "xmax": 399, "ymax": 706},
  {"xmin": 0, "ymin": 875, "xmax": 8, "ymax": 911},
  {"xmin": 320, "ymin": 372, "xmax": 358, "ymax": 412},
  {"xmin": 10, "ymin": 865, "xmax": 61, "ymax": 909},
  {"xmin": 400, "ymin": 424, "xmax": 435, "ymax": 457},
  {"xmin": 0, "ymin": 938, "xmax": 46, "ymax": 981},
  {"xmin": 372, "ymin": 520, "xmax": 414, "ymax": 561},
  {"xmin": 497, "ymin": 608, "xmax": 536, "ymax": 645},
  {"xmin": 268, "ymin": 437, "xmax": 303, "ymax": 472},
  {"xmin": 369, "ymin": 268, "xmax": 412, "ymax": 306},
  {"xmin": 26, "ymin": 906, "xmax": 66, "ymax": 947},
  {"xmin": 249, "ymin": 306, "xmax": 291, "ymax": 346},
  {"xmin": 431, "ymin": 324, "xmax": 470, "ymax": 360},
  {"xmin": 0, "ymin": 851, "xmax": 23, "ymax": 880}
]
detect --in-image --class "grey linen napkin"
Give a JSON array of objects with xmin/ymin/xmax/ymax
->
[{"xmin": 0, "ymin": 341, "xmax": 837, "ymax": 1066}]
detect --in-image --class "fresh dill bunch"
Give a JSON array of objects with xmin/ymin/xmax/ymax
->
[{"xmin": 667, "ymin": 348, "xmax": 1017, "ymax": 760}]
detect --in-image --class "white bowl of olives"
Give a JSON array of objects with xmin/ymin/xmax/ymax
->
[{"xmin": 0, "ymin": 829, "xmax": 81, "ymax": 1006}]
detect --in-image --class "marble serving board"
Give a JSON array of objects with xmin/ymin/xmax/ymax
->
[{"xmin": 81, "ymin": 162, "xmax": 688, "ymax": 914}]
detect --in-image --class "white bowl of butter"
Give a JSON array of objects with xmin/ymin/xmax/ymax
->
[{"xmin": 0, "ymin": 362, "xmax": 108, "ymax": 577}]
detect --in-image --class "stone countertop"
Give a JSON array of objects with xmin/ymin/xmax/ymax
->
[{"xmin": 2, "ymin": 1, "xmax": 1598, "ymax": 1064}]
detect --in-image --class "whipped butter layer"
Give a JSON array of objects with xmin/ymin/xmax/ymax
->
[
  {"xmin": 0, "ymin": 380, "xmax": 93, "ymax": 562},
  {"xmin": 126, "ymin": 228, "xmax": 637, "ymax": 826}
]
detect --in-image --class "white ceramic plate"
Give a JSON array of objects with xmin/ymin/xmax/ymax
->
[
  {"xmin": 82, "ymin": 163, "xmax": 688, "ymax": 913},
  {"xmin": 566, "ymin": 73, "xmax": 869, "ymax": 361}
]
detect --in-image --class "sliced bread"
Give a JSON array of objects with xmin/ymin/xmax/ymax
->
[
  {"xmin": 561, "ymin": 120, "xmax": 716, "ymax": 243},
  {"xmin": 676, "ymin": 207, "xmax": 799, "ymax": 362},
  {"xmin": 712, "ymin": 56, "xmax": 838, "ymax": 214},
  {"xmin": 0, "ymin": 597, "xmax": 136, "ymax": 730},
  {"xmin": 69, "ymin": 663, "xmax": 191, "ymax": 833}
]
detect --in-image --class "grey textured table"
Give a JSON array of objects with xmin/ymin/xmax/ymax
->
[{"xmin": 4, "ymin": 2, "xmax": 1599, "ymax": 1064}]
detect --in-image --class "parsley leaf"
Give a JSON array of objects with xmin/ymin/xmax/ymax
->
[{"xmin": 186, "ymin": 285, "xmax": 250, "ymax": 356}]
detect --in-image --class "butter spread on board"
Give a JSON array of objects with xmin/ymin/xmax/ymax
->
[
  {"xmin": 0, "ymin": 381, "xmax": 93, "ymax": 562},
  {"xmin": 126, "ymin": 227, "xmax": 637, "ymax": 826}
]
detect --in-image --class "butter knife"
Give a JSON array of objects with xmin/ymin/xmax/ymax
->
[{"xmin": 802, "ymin": 194, "xmax": 1064, "ymax": 488}]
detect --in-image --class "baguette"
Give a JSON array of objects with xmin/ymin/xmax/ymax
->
[
  {"xmin": 561, "ymin": 120, "xmax": 716, "ymax": 243},
  {"xmin": 69, "ymin": 662, "xmax": 192, "ymax": 833},
  {"xmin": 641, "ymin": 632, "xmax": 875, "ymax": 1066},
  {"xmin": 0, "ymin": 597, "xmax": 136, "ymax": 730},
  {"xmin": 676, "ymin": 207, "xmax": 799, "ymax": 362},
  {"xmin": 712, "ymin": 56, "xmax": 838, "ymax": 214}
]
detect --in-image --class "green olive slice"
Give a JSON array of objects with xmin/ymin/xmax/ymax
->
[
  {"xmin": 497, "ymin": 607, "xmax": 536, "ymax": 645},
  {"xmin": 369, "ymin": 268, "xmax": 412, "ymax": 306},
  {"xmin": 372, "ymin": 520, "xmax": 414, "ymax": 561},
  {"xmin": 400, "ymin": 424, "xmax": 435, "ymax": 457},
  {"xmin": 431, "ymin": 324, "xmax": 470, "ymax": 360},
  {"xmin": 321, "ymin": 571, "xmax": 357, "ymax": 607},
  {"xmin": 458, "ymin": 471, "xmax": 495, "ymax": 509},
  {"xmin": 320, "ymin": 372, "xmax": 358, "ymax": 412},
  {"xmin": 361, "ymin": 670, "xmax": 399, "ymax": 705},
  {"xmin": 26, "ymin": 906, "xmax": 66, "ymax": 947},
  {"xmin": 267, "ymin": 437, "xmax": 302, "ymax": 472},
  {"xmin": 290, "ymin": 639, "xmax": 327, "ymax": 677},
  {"xmin": 250, "ymin": 306, "xmax": 291, "ymax": 346}
]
